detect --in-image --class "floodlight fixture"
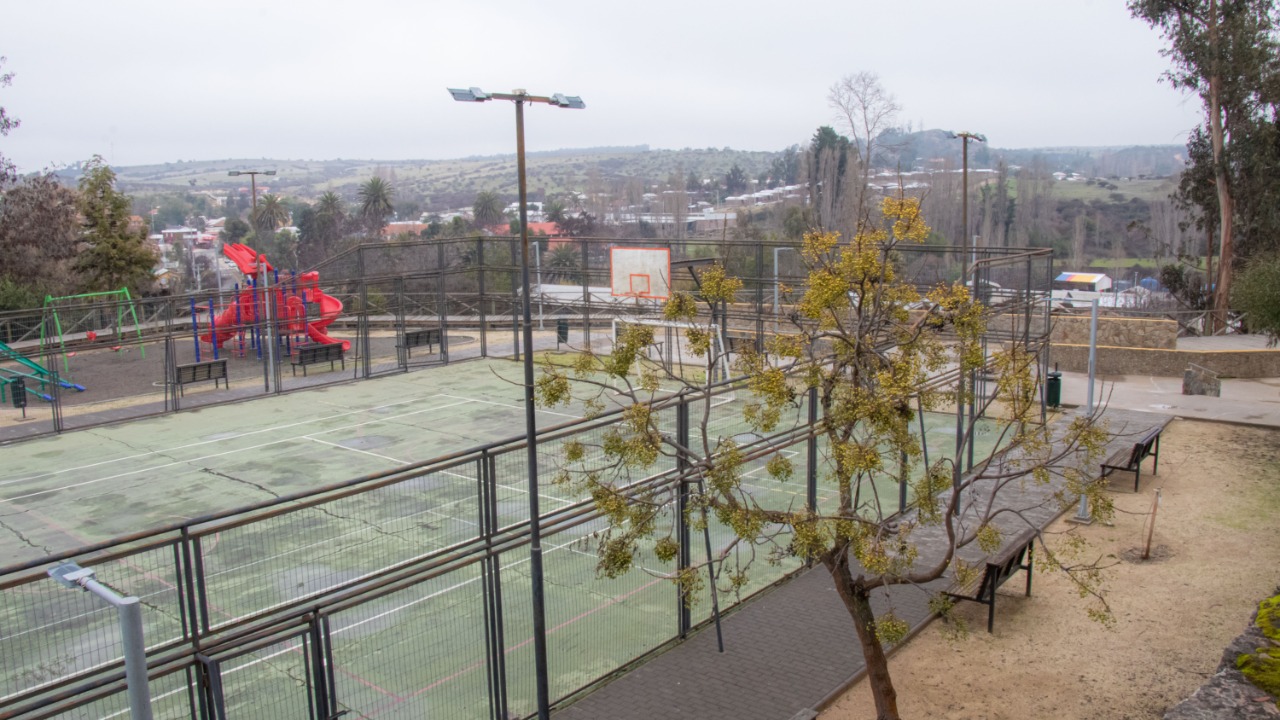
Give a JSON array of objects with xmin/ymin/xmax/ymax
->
[
  {"xmin": 48, "ymin": 561, "xmax": 96, "ymax": 588},
  {"xmin": 550, "ymin": 93, "xmax": 586, "ymax": 109},
  {"xmin": 448, "ymin": 86, "xmax": 491, "ymax": 102}
]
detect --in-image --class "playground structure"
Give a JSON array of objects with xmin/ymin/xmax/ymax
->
[
  {"xmin": 41, "ymin": 288, "xmax": 144, "ymax": 371},
  {"xmin": 191, "ymin": 242, "xmax": 350, "ymax": 364},
  {"xmin": 0, "ymin": 339, "xmax": 86, "ymax": 404},
  {"xmin": 0, "ymin": 236, "xmax": 1054, "ymax": 451}
]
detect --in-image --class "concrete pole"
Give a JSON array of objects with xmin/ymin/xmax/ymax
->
[
  {"xmin": 1087, "ymin": 297, "xmax": 1099, "ymax": 414},
  {"xmin": 1074, "ymin": 297, "xmax": 1101, "ymax": 523}
]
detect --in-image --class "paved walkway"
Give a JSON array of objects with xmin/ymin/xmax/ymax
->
[{"xmin": 556, "ymin": 407, "xmax": 1174, "ymax": 720}]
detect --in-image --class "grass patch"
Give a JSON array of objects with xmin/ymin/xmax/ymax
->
[{"xmin": 1087, "ymin": 258, "xmax": 1161, "ymax": 269}]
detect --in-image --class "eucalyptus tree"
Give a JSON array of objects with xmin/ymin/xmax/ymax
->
[{"xmin": 1130, "ymin": 0, "xmax": 1279, "ymax": 327}]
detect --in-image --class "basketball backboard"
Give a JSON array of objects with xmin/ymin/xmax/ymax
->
[{"xmin": 610, "ymin": 247, "xmax": 671, "ymax": 300}]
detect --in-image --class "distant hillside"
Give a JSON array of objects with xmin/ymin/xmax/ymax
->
[
  {"xmin": 872, "ymin": 129, "xmax": 1185, "ymax": 178},
  {"xmin": 97, "ymin": 133, "xmax": 1187, "ymax": 214},
  {"xmin": 107, "ymin": 147, "xmax": 779, "ymax": 213}
]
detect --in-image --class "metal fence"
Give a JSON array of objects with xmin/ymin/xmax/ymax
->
[
  {"xmin": 1, "ymin": 237, "xmax": 1052, "ymax": 445},
  {"xmin": 0, "ymin": 237, "xmax": 1054, "ymax": 719},
  {"xmin": 0, "ymin": 380, "xmax": 823, "ymax": 720}
]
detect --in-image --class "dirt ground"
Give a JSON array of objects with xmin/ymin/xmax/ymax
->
[{"xmin": 821, "ymin": 419, "xmax": 1280, "ymax": 720}]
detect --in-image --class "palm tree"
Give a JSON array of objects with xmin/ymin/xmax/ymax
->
[
  {"xmin": 544, "ymin": 198, "xmax": 567, "ymax": 225},
  {"xmin": 472, "ymin": 190, "xmax": 505, "ymax": 229},
  {"xmin": 546, "ymin": 244, "xmax": 580, "ymax": 283},
  {"xmin": 358, "ymin": 177, "xmax": 395, "ymax": 237},
  {"xmin": 316, "ymin": 191, "xmax": 345, "ymax": 223},
  {"xmin": 251, "ymin": 194, "xmax": 289, "ymax": 236}
]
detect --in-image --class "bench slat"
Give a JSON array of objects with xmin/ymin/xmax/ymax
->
[
  {"xmin": 945, "ymin": 530, "xmax": 1035, "ymax": 633},
  {"xmin": 1101, "ymin": 426, "xmax": 1163, "ymax": 492},
  {"xmin": 291, "ymin": 343, "xmax": 345, "ymax": 376},
  {"xmin": 174, "ymin": 360, "xmax": 227, "ymax": 396}
]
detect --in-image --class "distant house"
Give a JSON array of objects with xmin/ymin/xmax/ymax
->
[
  {"xmin": 162, "ymin": 227, "xmax": 200, "ymax": 246},
  {"xmin": 382, "ymin": 221, "xmax": 430, "ymax": 238}
]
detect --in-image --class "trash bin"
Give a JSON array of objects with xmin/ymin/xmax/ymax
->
[
  {"xmin": 556, "ymin": 318, "xmax": 569, "ymax": 346},
  {"xmin": 10, "ymin": 376, "xmax": 26, "ymax": 409},
  {"xmin": 1047, "ymin": 367, "xmax": 1062, "ymax": 408}
]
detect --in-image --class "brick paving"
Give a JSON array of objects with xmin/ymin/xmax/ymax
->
[{"xmin": 556, "ymin": 408, "xmax": 1172, "ymax": 720}]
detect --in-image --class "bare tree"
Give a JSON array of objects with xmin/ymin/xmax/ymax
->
[{"xmin": 828, "ymin": 72, "xmax": 902, "ymax": 222}]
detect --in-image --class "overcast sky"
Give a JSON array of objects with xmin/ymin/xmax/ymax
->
[{"xmin": 1, "ymin": 0, "xmax": 1201, "ymax": 173}]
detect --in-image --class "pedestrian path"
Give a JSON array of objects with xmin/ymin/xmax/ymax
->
[{"xmin": 556, "ymin": 407, "xmax": 1172, "ymax": 719}]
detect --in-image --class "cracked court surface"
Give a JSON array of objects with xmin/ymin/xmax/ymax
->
[{"xmin": 0, "ymin": 358, "xmax": 595, "ymax": 565}]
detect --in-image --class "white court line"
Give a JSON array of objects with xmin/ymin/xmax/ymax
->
[
  {"xmin": 0, "ymin": 398, "xmax": 429, "ymax": 488},
  {"xmin": 438, "ymin": 393, "xmax": 582, "ymax": 420},
  {"xmin": 1, "ymin": 400, "xmax": 472, "ymax": 504},
  {"xmin": 307, "ymin": 437, "xmax": 407, "ymax": 465},
  {"xmin": 439, "ymin": 468, "xmax": 576, "ymax": 507}
]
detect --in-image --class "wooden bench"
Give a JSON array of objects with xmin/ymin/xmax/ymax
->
[
  {"xmin": 725, "ymin": 335, "xmax": 758, "ymax": 355},
  {"xmin": 291, "ymin": 343, "xmax": 345, "ymax": 376},
  {"xmin": 945, "ymin": 529, "xmax": 1035, "ymax": 633},
  {"xmin": 1101, "ymin": 426, "xmax": 1162, "ymax": 492},
  {"xmin": 397, "ymin": 327, "xmax": 442, "ymax": 361},
  {"xmin": 174, "ymin": 359, "xmax": 228, "ymax": 396}
]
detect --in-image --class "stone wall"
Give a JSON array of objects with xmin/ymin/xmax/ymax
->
[
  {"xmin": 1050, "ymin": 316, "xmax": 1178, "ymax": 350},
  {"xmin": 1051, "ymin": 344, "xmax": 1280, "ymax": 378}
]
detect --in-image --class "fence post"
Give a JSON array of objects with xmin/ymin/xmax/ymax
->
[
  {"xmin": 755, "ymin": 242, "xmax": 765, "ymax": 352},
  {"xmin": 478, "ymin": 237, "xmax": 488, "ymax": 358},
  {"xmin": 438, "ymin": 243, "xmax": 449, "ymax": 364},
  {"xmin": 807, "ymin": 386, "xmax": 818, "ymax": 514},
  {"xmin": 511, "ymin": 239, "xmax": 520, "ymax": 360},
  {"xmin": 676, "ymin": 396, "xmax": 691, "ymax": 638},
  {"xmin": 580, "ymin": 238, "xmax": 591, "ymax": 350},
  {"xmin": 478, "ymin": 451, "xmax": 510, "ymax": 719}
]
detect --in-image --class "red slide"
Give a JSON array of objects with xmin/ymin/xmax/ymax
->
[
  {"xmin": 198, "ymin": 254, "xmax": 350, "ymax": 352},
  {"xmin": 200, "ymin": 289, "xmax": 259, "ymax": 347},
  {"xmin": 304, "ymin": 290, "xmax": 350, "ymax": 351}
]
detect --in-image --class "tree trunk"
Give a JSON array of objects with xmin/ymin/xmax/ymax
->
[
  {"xmin": 825, "ymin": 550, "xmax": 900, "ymax": 720},
  {"xmin": 1207, "ymin": 0, "xmax": 1234, "ymax": 333}
]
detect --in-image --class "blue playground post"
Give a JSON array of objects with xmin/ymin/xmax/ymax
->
[
  {"xmin": 273, "ymin": 270, "xmax": 285, "ymax": 349},
  {"xmin": 234, "ymin": 283, "xmax": 245, "ymax": 357},
  {"xmin": 250, "ymin": 277, "xmax": 262, "ymax": 359},
  {"xmin": 189, "ymin": 298, "xmax": 201, "ymax": 363},
  {"xmin": 209, "ymin": 296, "xmax": 219, "ymax": 361}
]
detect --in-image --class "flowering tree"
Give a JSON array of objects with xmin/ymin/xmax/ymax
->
[{"xmin": 537, "ymin": 195, "xmax": 1111, "ymax": 720}]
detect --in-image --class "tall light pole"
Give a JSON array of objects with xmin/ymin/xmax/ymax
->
[
  {"xmin": 449, "ymin": 86, "xmax": 584, "ymax": 720},
  {"xmin": 229, "ymin": 169, "xmax": 278, "ymax": 391},
  {"xmin": 948, "ymin": 131, "xmax": 985, "ymax": 506},
  {"xmin": 947, "ymin": 132, "xmax": 986, "ymax": 288},
  {"xmin": 227, "ymin": 169, "xmax": 275, "ymax": 214}
]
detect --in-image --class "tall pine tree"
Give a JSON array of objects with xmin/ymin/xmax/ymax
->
[{"xmin": 75, "ymin": 155, "xmax": 156, "ymax": 294}]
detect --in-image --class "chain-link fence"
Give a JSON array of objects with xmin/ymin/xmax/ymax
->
[{"xmin": 0, "ymin": 237, "xmax": 1052, "ymax": 719}]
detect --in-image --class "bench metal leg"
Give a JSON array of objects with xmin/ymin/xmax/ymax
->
[
  {"xmin": 1025, "ymin": 543, "xmax": 1033, "ymax": 597},
  {"xmin": 1135, "ymin": 465, "xmax": 1141, "ymax": 493},
  {"xmin": 1153, "ymin": 434, "xmax": 1160, "ymax": 475},
  {"xmin": 987, "ymin": 586, "xmax": 996, "ymax": 634}
]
